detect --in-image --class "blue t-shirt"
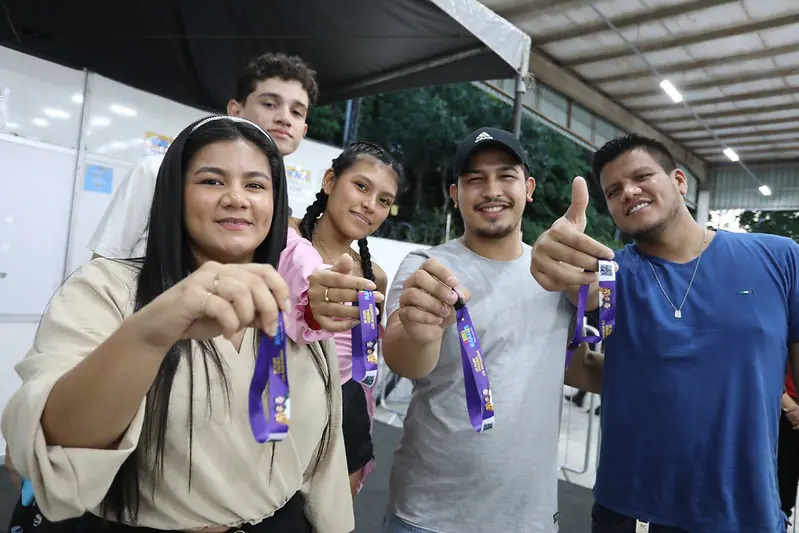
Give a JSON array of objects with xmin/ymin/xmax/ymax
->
[{"xmin": 595, "ymin": 230, "xmax": 799, "ymax": 533}]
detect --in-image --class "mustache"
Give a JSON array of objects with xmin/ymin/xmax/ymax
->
[{"xmin": 475, "ymin": 199, "xmax": 513, "ymax": 209}]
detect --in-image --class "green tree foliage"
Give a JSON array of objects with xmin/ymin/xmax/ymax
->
[
  {"xmin": 738, "ymin": 210, "xmax": 799, "ymax": 241},
  {"xmin": 306, "ymin": 82, "xmax": 620, "ymax": 248}
]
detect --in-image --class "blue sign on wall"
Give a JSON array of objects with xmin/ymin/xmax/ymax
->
[{"xmin": 83, "ymin": 164, "xmax": 113, "ymax": 194}]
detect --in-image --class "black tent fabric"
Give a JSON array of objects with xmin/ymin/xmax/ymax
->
[{"xmin": 0, "ymin": 0, "xmax": 530, "ymax": 110}]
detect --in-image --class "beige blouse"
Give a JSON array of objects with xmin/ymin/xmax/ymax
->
[{"xmin": 0, "ymin": 258, "xmax": 354, "ymax": 532}]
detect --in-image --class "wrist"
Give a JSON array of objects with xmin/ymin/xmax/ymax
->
[{"xmin": 125, "ymin": 307, "xmax": 178, "ymax": 355}]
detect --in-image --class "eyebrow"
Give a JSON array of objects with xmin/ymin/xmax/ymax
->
[
  {"xmin": 194, "ymin": 166, "xmax": 271, "ymax": 180},
  {"xmin": 256, "ymin": 92, "xmax": 308, "ymax": 112}
]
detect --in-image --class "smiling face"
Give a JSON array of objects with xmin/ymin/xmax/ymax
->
[
  {"xmin": 599, "ymin": 148, "xmax": 687, "ymax": 239},
  {"xmin": 450, "ymin": 148, "xmax": 535, "ymax": 240},
  {"xmin": 227, "ymin": 77, "xmax": 309, "ymax": 156},
  {"xmin": 323, "ymin": 156, "xmax": 399, "ymax": 241},
  {"xmin": 183, "ymin": 138, "xmax": 274, "ymax": 264}
]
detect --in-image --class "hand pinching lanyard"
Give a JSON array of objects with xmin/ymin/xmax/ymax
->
[
  {"xmin": 352, "ymin": 290, "xmax": 379, "ymax": 387},
  {"xmin": 566, "ymin": 259, "xmax": 617, "ymax": 368},
  {"xmin": 454, "ymin": 292, "xmax": 495, "ymax": 433},
  {"xmin": 249, "ymin": 313, "xmax": 290, "ymax": 443}
]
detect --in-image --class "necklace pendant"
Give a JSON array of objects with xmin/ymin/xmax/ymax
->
[{"xmin": 674, "ymin": 309, "xmax": 682, "ymax": 319}]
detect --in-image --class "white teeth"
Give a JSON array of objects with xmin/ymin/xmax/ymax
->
[
  {"xmin": 480, "ymin": 206, "xmax": 504, "ymax": 213},
  {"xmin": 628, "ymin": 202, "xmax": 651, "ymax": 214}
]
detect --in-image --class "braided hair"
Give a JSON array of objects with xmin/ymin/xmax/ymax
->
[{"xmin": 299, "ymin": 141, "xmax": 404, "ymax": 319}]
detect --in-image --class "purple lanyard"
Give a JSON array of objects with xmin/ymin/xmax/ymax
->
[
  {"xmin": 351, "ymin": 290, "xmax": 379, "ymax": 387},
  {"xmin": 249, "ymin": 313, "xmax": 290, "ymax": 443},
  {"xmin": 566, "ymin": 259, "xmax": 617, "ymax": 368},
  {"xmin": 454, "ymin": 295, "xmax": 495, "ymax": 433}
]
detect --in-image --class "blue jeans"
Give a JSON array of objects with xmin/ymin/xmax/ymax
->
[{"xmin": 382, "ymin": 513, "xmax": 437, "ymax": 533}]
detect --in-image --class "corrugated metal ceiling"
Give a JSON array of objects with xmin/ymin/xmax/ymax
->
[{"xmin": 480, "ymin": 0, "xmax": 799, "ymax": 166}]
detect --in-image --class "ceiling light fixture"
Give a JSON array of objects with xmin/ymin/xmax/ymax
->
[
  {"xmin": 759, "ymin": 185, "xmax": 772, "ymax": 196},
  {"xmin": 91, "ymin": 116, "xmax": 111, "ymax": 127},
  {"xmin": 723, "ymin": 148, "xmax": 739, "ymax": 162},
  {"xmin": 31, "ymin": 117, "xmax": 49, "ymax": 127},
  {"xmin": 659, "ymin": 80, "xmax": 683, "ymax": 103},
  {"xmin": 71, "ymin": 93, "xmax": 84, "ymax": 104}
]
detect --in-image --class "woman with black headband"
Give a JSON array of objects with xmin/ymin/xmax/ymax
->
[{"xmin": 1, "ymin": 116, "xmax": 353, "ymax": 533}]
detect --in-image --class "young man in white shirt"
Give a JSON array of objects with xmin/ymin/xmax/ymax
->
[{"xmin": 90, "ymin": 53, "xmax": 318, "ymax": 259}]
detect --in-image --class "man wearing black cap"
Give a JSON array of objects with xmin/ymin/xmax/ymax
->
[{"xmin": 380, "ymin": 127, "xmax": 574, "ymax": 533}]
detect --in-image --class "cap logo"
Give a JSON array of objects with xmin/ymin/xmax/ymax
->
[{"xmin": 474, "ymin": 132, "xmax": 493, "ymax": 143}]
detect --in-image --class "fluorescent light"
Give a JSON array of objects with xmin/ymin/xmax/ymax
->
[
  {"xmin": 90, "ymin": 116, "xmax": 111, "ymax": 127},
  {"xmin": 659, "ymin": 80, "xmax": 683, "ymax": 103},
  {"xmin": 42, "ymin": 107, "xmax": 70, "ymax": 119},
  {"xmin": 759, "ymin": 185, "xmax": 772, "ymax": 196},
  {"xmin": 723, "ymin": 147, "xmax": 739, "ymax": 162},
  {"xmin": 4, "ymin": 121, "xmax": 19, "ymax": 129},
  {"xmin": 109, "ymin": 104, "xmax": 137, "ymax": 117},
  {"xmin": 31, "ymin": 117, "xmax": 49, "ymax": 127},
  {"xmin": 71, "ymin": 93, "xmax": 84, "ymax": 104}
]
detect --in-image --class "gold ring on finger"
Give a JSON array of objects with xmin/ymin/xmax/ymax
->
[
  {"xmin": 203, "ymin": 291, "xmax": 213, "ymax": 313},
  {"xmin": 324, "ymin": 287, "xmax": 330, "ymax": 302},
  {"xmin": 212, "ymin": 273, "xmax": 220, "ymax": 293}
]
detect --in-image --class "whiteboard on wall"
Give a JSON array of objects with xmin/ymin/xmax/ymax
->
[{"xmin": 0, "ymin": 136, "xmax": 77, "ymax": 316}]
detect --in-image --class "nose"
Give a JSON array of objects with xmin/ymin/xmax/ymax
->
[
  {"xmin": 620, "ymin": 182, "xmax": 643, "ymax": 202},
  {"xmin": 274, "ymin": 104, "xmax": 291, "ymax": 126},
  {"xmin": 482, "ymin": 176, "xmax": 503, "ymax": 198},
  {"xmin": 361, "ymin": 195, "xmax": 377, "ymax": 213},
  {"xmin": 221, "ymin": 187, "xmax": 249, "ymax": 209}
]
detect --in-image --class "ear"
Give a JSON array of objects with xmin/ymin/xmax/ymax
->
[
  {"xmin": 226, "ymin": 98, "xmax": 243, "ymax": 117},
  {"xmin": 673, "ymin": 169, "xmax": 688, "ymax": 196},
  {"xmin": 526, "ymin": 176, "xmax": 536, "ymax": 203},
  {"xmin": 449, "ymin": 183, "xmax": 459, "ymax": 208},
  {"xmin": 322, "ymin": 169, "xmax": 336, "ymax": 195}
]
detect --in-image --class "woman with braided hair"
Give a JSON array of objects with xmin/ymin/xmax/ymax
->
[{"xmin": 279, "ymin": 141, "xmax": 404, "ymax": 496}]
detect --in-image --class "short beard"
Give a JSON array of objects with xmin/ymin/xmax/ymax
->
[
  {"xmin": 473, "ymin": 222, "xmax": 517, "ymax": 240},
  {"xmin": 628, "ymin": 198, "xmax": 682, "ymax": 242}
]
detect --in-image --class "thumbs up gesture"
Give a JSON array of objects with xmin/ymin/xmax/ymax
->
[
  {"xmin": 307, "ymin": 253, "xmax": 385, "ymax": 332},
  {"xmin": 530, "ymin": 177, "xmax": 615, "ymax": 292}
]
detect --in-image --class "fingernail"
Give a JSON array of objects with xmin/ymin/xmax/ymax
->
[
  {"xmin": 446, "ymin": 292, "xmax": 458, "ymax": 304},
  {"xmin": 447, "ymin": 277, "xmax": 458, "ymax": 287}
]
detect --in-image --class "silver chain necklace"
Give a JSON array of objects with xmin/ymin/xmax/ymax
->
[{"xmin": 644, "ymin": 230, "xmax": 707, "ymax": 319}]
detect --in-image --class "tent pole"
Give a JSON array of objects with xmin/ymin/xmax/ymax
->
[{"xmin": 511, "ymin": 73, "xmax": 526, "ymax": 136}]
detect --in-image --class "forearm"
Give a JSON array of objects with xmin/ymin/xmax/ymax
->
[
  {"xmin": 42, "ymin": 313, "xmax": 169, "ymax": 449},
  {"xmin": 564, "ymin": 343, "xmax": 603, "ymax": 394},
  {"xmin": 382, "ymin": 318, "xmax": 443, "ymax": 380},
  {"xmin": 566, "ymin": 281, "xmax": 599, "ymax": 311}
]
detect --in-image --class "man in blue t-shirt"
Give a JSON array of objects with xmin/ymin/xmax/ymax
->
[{"xmin": 530, "ymin": 133, "xmax": 799, "ymax": 533}]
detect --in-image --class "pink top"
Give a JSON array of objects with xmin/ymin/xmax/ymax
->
[{"xmin": 278, "ymin": 227, "xmax": 377, "ymax": 491}]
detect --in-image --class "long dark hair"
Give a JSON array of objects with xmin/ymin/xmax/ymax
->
[
  {"xmin": 299, "ymin": 141, "xmax": 403, "ymax": 319},
  {"xmin": 102, "ymin": 116, "xmax": 330, "ymax": 522}
]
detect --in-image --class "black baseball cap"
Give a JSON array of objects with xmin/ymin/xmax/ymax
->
[{"xmin": 453, "ymin": 127, "xmax": 530, "ymax": 179}]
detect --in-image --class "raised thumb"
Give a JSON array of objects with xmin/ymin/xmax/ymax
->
[
  {"xmin": 564, "ymin": 176, "xmax": 589, "ymax": 228},
  {"xmin": 331, "ymin": 253, "xmax": 354, "ymax": 275}
]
